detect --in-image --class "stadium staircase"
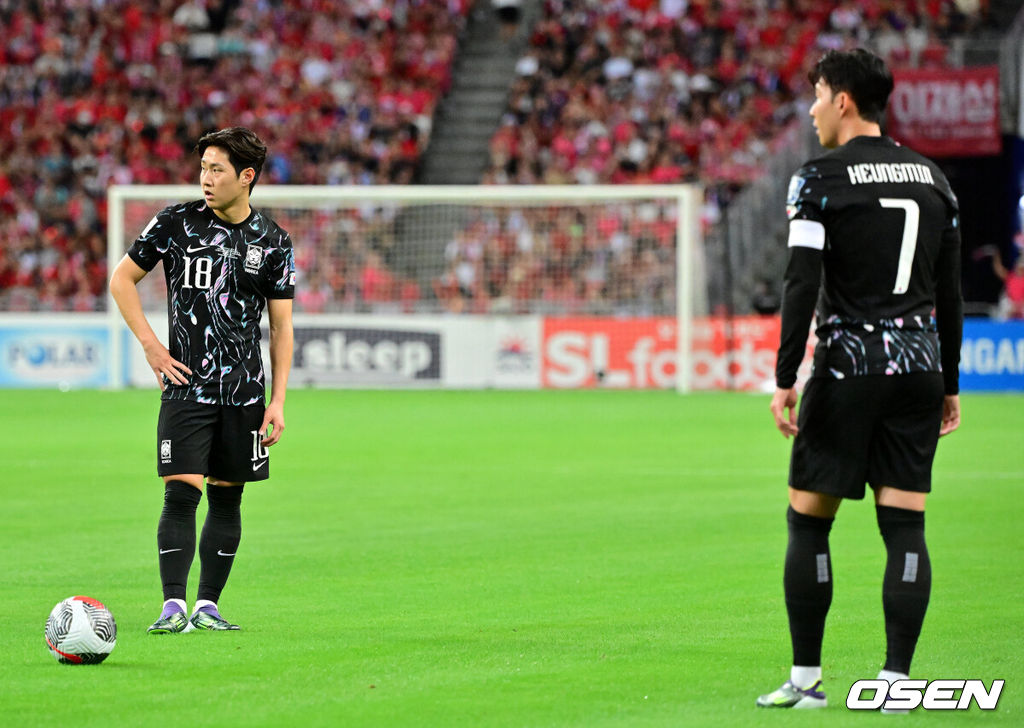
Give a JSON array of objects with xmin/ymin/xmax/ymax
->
[
  {"xmin": 389, "ymin": 0, "xmax": 543, "ymax": 302},
  {"xmin": 419, "ymin": 0, "xmax": 543, "ymax": 184}
]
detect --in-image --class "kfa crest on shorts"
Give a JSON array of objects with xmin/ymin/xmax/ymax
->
[{"xmin": 244, "ymin": 245, "xmax": 264, "ymax": 274}]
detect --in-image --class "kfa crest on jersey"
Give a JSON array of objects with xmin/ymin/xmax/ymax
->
[{"xmin": 244, "ymin": 244, "xmax": 264, "ymax": 274}]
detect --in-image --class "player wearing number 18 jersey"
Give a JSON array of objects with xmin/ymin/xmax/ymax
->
[
  {"xmin": 110, "ymin": 127, "xmax": 295, "ymax": 634},
  {"xmin": 757, "ymin": 50, "xmax": 963, "ymax": 709},
  {"xmin": 127, "ymin": 197, "xmax": 294, "ymax": 407}
]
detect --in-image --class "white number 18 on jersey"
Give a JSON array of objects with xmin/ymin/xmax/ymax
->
[{"xmin": 181, "ymin": 255, "xmax": 213, "ymax": 290}]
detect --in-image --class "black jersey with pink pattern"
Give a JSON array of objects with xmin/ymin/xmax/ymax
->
[
  {"xmin": 776, "ymin": 136, "xmax": 962, "ymax": 393},
  {"xmin": 128, "ymin": 200, "xmax": 295, "ymax": 405}
]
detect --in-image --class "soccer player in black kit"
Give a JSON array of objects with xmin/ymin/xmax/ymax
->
[
  {"xmin": 110, "ymin": 127, "xmax": 295, "ymax": 633},
  {"xmin": 756, "ymin": 50, "xmax": 962, "ymax": 709}
]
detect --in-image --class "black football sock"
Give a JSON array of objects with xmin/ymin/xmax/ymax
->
[
  {"xmin": 157, "ymin": 480, "xmax": 202, "ymax": 601},
  {"xmin": 784, "ymin": 506, "xmax": 835, "ymax": 669},
  {"xmin": 877, "ymin": 505, "xmax": 931, "ymax": 675},
  {"xmin": 197, "ymin": 484, "xmax": 244, "ymax": 604}
]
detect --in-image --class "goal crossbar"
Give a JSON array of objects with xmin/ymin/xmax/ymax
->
[{"xmin": 107, "ymin": 184, "xmax": 701, "ymax": 391}]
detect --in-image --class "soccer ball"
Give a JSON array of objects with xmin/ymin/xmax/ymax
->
[{"xmin": 45, "ymin": 596, "xmax": 117, "ymax": 664}]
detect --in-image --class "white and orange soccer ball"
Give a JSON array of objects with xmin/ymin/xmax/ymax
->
[{"xmin": 45, "ymin": 596, "xmax": 117, "ymax": 664}]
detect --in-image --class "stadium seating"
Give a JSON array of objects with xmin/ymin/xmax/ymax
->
[
  {"xmin": 481, "ymin": 0, "xmax": 987, "ymax": 189},
  {"xmin": 465, "ymin": 0, "xmax": 990, "ymax": 313},
  {"xmin": 0, "ymin": 0, "xmax": 992, "ymax": 313},
  {"xmin": 0, "ymin": 0, "xmax": 468, "ymax": 311}
]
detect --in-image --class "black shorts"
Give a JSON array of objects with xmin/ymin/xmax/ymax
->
[
  {"xmin": 157, "ymin": 400, "xmax": 269, "ymax": 482},
  {"xmin": 789, "ymin": 372, "xmax": 944, "ymax": 499}
]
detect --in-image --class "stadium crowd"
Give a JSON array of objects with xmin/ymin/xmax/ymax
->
[
  {"xmin": 0, "ymin": 0, "xmax": 997, "ymax": 314},
  {"xmin": 0, "ymin": 0, "xmax": 468, "ymax": 312},
  {"xmin": 466, "ymin": 0, "xmax": 993, "ymax": 312},
  {"xmin": 433, "ymin": 203, "xmax": 677, "ymax": 315},
  {"xmin": 482, "ymin": 0, "xmax": 988, "ymax": 189}
]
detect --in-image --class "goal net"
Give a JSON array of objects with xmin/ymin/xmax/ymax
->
[{"xmin": 107, "ymin": 184, "xmax": 704, "ymax": 390}]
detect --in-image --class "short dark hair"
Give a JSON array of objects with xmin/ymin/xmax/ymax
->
[
  {"xmin": 808, "ymin": 49, "xmax": 894, "ymax": 124},
  {"xmin": 196, "ymin": 127, "xmax": 268, "ymax": 193}
]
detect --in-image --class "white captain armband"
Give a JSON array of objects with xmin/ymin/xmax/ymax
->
[{"xmin": 787, "ymin": 219, "xmax": 825, "ymax": 250}]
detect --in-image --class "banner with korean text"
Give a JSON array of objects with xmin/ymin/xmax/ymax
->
[{"xmin": 887, "ymin": 66, "xmax": 1000, "ymax": 158}]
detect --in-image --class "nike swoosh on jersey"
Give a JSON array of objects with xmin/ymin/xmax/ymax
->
[
  {"xmin": 159, "ymin": 548, "xmax": 183, "ymax": 555},
  {"xmin": 185, "ymin": 243, "xmax": 213, "ymax": 253}
]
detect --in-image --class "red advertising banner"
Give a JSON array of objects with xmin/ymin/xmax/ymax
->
[
  {"xmin": 541, "ymin": 316, "xmax": 814, "ymax": 390},
  {"xmin": 887, "ymin": 66, "xmax": 1000, "ymax": 158}
]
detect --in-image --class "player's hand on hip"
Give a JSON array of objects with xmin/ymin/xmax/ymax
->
[
  {"xmin": 143, "ymin": 343, "xmax": 191, "ymax": 390},
  {"xmin": 771, "ymin": 387, "xmax": 799, "ymax": 438},
  {"xmin": 260, "ymin": 402, "xmax": 285, "ymax": 447},
  {"xmin": 939, "ymin": 394, "xmax": 961, "ymax": 437}
]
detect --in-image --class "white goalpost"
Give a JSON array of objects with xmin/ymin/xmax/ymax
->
[{"xmin": 107, "ymin": 184, "xmax": 703, "ymax": 392}]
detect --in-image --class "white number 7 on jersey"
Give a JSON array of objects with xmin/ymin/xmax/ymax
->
[{"xmin": 879, "ymin": 198, "xmax": 920, "ymax": 294}]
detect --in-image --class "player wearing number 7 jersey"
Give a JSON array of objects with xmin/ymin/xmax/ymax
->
[
  {"xmin": 758, "ymin": 49, "xmax": 962, "ymax": 709},
  {"xmin": 109, "ymin": 127, "xmax": 295, "ymax": 634}
]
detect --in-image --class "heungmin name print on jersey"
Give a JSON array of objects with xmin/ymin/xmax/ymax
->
[{"xmin": 847, "ymin": 162, "xmax": 935, "ymax": 185}]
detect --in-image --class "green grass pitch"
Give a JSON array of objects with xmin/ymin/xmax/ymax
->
[{"xmin": 1, "ymin": 388, "xmax": 1021, "ymax": 727}]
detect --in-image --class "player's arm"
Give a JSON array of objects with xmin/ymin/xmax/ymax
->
[
  {"xmin": 260, "ymin": 297, "xmax": 293, "ymax": 447},
  {"xmin": 934, "ymin": 213, "xmax": 963, "ymax": 436},
  {"xmin": 772, "ymin": 218, "xmax": 824, "ymax": 437},
  {"xmin": 109, "ymin": 255, "xmax": 191, "ymax": 390}
]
